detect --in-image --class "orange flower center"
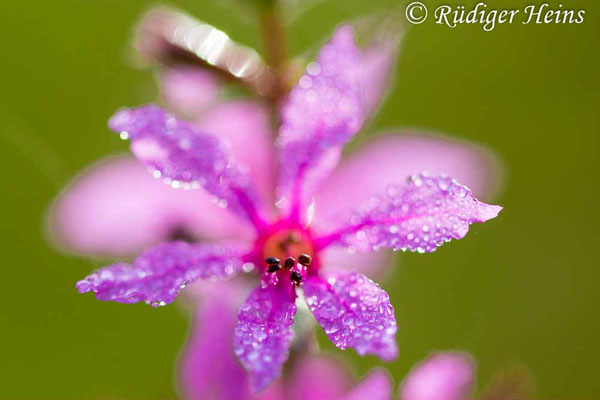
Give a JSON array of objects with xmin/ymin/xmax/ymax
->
[{"xmin": 261, "ymin": 229, "xmax": 315, "ymax": 263}]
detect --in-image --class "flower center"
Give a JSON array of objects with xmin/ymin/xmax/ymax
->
[{"xmin": 257, "ymin": 227, "xmax": 319, "ymax": 280}]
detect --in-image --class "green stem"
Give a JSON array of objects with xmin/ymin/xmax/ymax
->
[{"xmin": 260, "ymin": 2, "xmax": 288, "ymax": 73}]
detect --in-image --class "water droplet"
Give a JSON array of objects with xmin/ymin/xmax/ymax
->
[{"xmin": 307, "ymin": 62, "xmax": 321, "ymax": 75}]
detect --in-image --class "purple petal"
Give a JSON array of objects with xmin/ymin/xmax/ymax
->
[
  {"xmin": 48, "ymin": 156, "xmax": 252, "ymax": 258},
  {"xmin": 196, "ymin": 101, "xmax": 277, "ymax": 207},
  {"xmin": 343, "ymin": 369, "xmax": 393, "ymax": 400},
  {"xmin": 303, "ymin": 272, "xmax": 398, "ymax": 361},
  {"xmin": 277, "ymin": 26, "xmax": 364, "ymax": 219},
  {"xmin": 76, "ymin": 241, "xmax": 247, "ymax": 306},
  {"xmin": 178, "ymin": 282, "xmax": 253, "ymax": 400},
  {"xmin": 233, "ymin": 285, "xmax": 297, "ymax": 392},
  {"xmin": 312, "ymin": 132, "xmax": 501, "ymax": 233},
  {"xmin": 159, "ymin": 66, "xmax": 221, "ymax": 118},
  {"xmin": 315, "ymin": 173, "xmax": 502, "ymax": 253},
  {"xmin": 399, "ymin": 352, "xmax": 475, "ymax": 400},
  {"xmin": 290, "ymin": 356, "xmax": 351, "ymax": 400},
  {"xmin": 108, "ymin": 104, "xmax": 266, "ymax": 228}
]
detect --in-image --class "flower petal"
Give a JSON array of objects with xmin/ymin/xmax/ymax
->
[
  {"xmin": 313, "ymin": 132, "xmax": 501, "ymax": 232},
  {"xmin": 178, "ymin": 282, "xmax": 253, "ymax": 400},
  {"xmin": 360, "ymin": 38, "xmax": 398, "ymax": 118},
  {"xmin": 196, "ymin": 101, "xmax": 277, "ymax": 207},
  {"xmin": 277, "ymin": 26, "xmax": 364, "ymax": 219},
  {"xmin": 109, "ymin": 104, "xmax": 267, "ymax": 228},
  {"xmin": 399, "ymin": 352, "xmax": 475, "ymax": 400},
  {"xmin": 343, "ymin": 369, "xmax": 393, "ymax": 400},
  {"xmin": 76, "ymin": 241, "xmax": 247, "ymax": 307},
  {"xmin": 314, "ymin": 173, "xmax": 502, "ymax": 253},
  {"xmin": 48, "ymin": 156, "xmax": 252, "ymax": 258},
  {"xmin": 159, "ymin": 66, "xmax": 221, "ymax": 118},
  {"xmin": 290, "ymin": 356, "xmax": 351, "ymax": 400},
  {"xmin": 303, "ymin": 272, "xmax": 397, "ymax": 361},
  {"xmin": 233, "ymin": 285, "xmax": 297, "ymax": 392},
  {"xmin": 320, "ymin": 246, "xmax": 392, "ymax": 279}
]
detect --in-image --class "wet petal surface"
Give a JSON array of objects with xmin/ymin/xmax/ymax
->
[
  {"xmin": 303, "ymin": 272, "xmax": 397, "ymax": 361},
  {"xmin": 316, "ymin": 174, "xmax": 502, "ymax": 253},
  {"xmin": 313, "ymin": 132, "xmax": 501, "ymax": 233},
  {"xmin": 277, "ymin": 26, "xmax": 364, "ymax": 217},
  {"xmin": 109, "ymin": 104, "xmax": 265, "ymax": 227},
  {"xmin": 76, "ymin": 241, "xmax": 247, "ymax": 306},
  {"xmin": 233, "ymin": 285, "xmax": 297, "ymax": 392}
]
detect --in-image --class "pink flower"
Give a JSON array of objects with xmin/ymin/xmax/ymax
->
[
  {"xmin": 178, "ymin": 281, "xmax": 393, "ymax": 400},
  {"xmin": 51, "ymin": 26, "xmax": 502, "ymax": 392},
  {"xmin": 399, "ymin": 352, "xmax": 475, "ymax": 400}
]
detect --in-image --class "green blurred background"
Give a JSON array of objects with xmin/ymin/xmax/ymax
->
[{"xmin": 1, "ymin": 0, "xmax": 598, "ymax": 398}]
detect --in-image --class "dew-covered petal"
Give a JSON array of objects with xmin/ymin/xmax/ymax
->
[
  {"xmin": 343, "ymin": 369, "xmax": 393, "ymax": 400},
  {"xmin": 315, "ymin": 174, "xmax": 502, "ymax": 253},
  {"xmin": 233, "ymin": 285, "xmax": 297, "ymax": 392},
  {"xmin": 399, "ymin": 352, "xmax": 475, "ymax": 400},
  {"xmin": 76, "ymin": 241, "xmax": 247, "ymax": 306},
  {"xmin": 312, "ymin": 132, "xmax": 501, "ymax": 233},
  {"xmin": 277, "ymin": 26, "xmax": 364, "ymax": 219},
  {"xmin": 303, "ymin": 272, "xmax": 397, "ymax": 361},
  {"xmin": 289, "ymin": 356, "xmax": 351, "ymax": 400},
  {"xmin": 159, "ymin": 66, "xmax": 221, "ymax": 118},
  {"xmin": 108, "ymin": 104, "xmax": 266, "ymax": 228},
  {"xmin": 178, "ymin": 281, "xmax": 254, "ymax": 400},
  {"xmin": 196, "ymin": 101, "xmax": 277, "ymax": 207},
  {"xmin": 48, "ymin": 156, "xmax": 252, "ymax": 258}
]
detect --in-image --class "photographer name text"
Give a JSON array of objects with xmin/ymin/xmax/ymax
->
[{"xmin": 405, "ymin": 2, "xmax": 586, "ymax": 31}]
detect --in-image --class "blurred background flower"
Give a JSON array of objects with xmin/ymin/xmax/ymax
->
[{"xmin": 0, "ymin": 0, "xmax": 598, "ymax": 399}]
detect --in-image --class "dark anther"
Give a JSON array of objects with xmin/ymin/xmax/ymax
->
[
  {"xmin": 298, "ymin": 254, "xmax": 312, "ymax": 266},
  {"xmin": 268, "ymin": 264, "xmax": 281, "ymax": 273},
  {"xmin": 283, "ymin": 257, "xmax": 296, "ymax": 270},
  {"xmin": 290, "ymin": 271, "xmax": 303, "ymax": 286},
  {"xmin": 265, "ymin": 256, "xmax": 280, "ymax": 265}
]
